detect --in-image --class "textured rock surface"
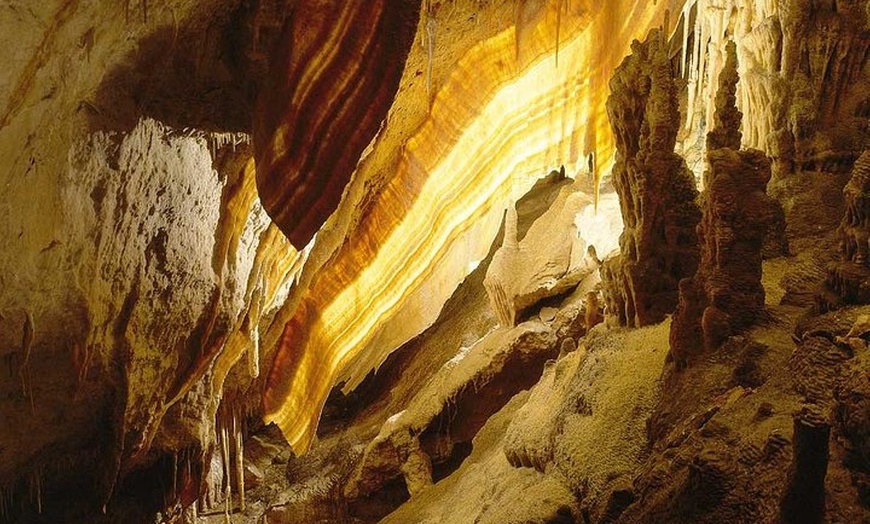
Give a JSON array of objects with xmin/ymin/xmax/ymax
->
[
  {"xmin": 504, "ymin": 321, "xmax": 670, "ymax": 503},
  {"xmin": 0, "ymin": 112, "xmax": 301, "ymax": 518},
  {"xmin": 0, "ymin": 1, "xmax": 868, "ymax": 523},
  {"xmin": 671, "ymin": 42, "xmax": 775, "ymax": 365},
  {"xmin": 378, "ymin": 392, "xmax": 581, "ymax": 524},
  {"xmin": 345, "ymin": 320, "xmax": 558, "ymax": 503},
  {"xmin": 262, "ymin": 1, "xmax": 675, "ymax": 454},
  {"xmin": 819, "ymin": 151, "xmax": 870, "ymax": 310},
  {"xmin": 0, "ymin": 1, "xmax": 307, "ymax": 517},
  {"xmin": 600, "ymin": 29, "xmax": 701, "ymax": 328}
]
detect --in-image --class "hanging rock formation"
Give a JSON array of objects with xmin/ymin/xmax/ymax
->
[
  {"xmin": 253, "ymin": 0, "xmax": 422, "ymax": 248},
  {"xmin": 818, "ymin": 151, "xmax": 870, "ymax": 310},
  {"xmin": 599, "ymin": 29, "xmax": 701, "ymax": 328},
  {"xmin": 670, "ymin": 42, "xmax": 774, "ymax": 366}
]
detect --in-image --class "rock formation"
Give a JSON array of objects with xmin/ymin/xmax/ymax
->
[
  {"xmin": 484, "ymin": 182, "xmax": 594, "ymax": 327},
  {"xmin": 345, "ymin": 320, "xmax": 558, "ymax": 504},
  {"xmin": 1, "ymin": 1, "xmax": 869, "ymax": 522},
  {"xmin": 670, "ymin": 41, "xmax": 774, "ymax": 366},
  {"xmin": 599, "ymin": 29, "xmax": 701, "ymax": 328},
  {"xmin": 780, "ymin": 407, "xmax": 831, "ymax": 524},
  {"xmin": 254, "ymin": 0, "xmax": 421, "ymax": 249},
  {"xmin": 261, "ymin": 1, "xmax": 676, "ymax": 454},
  {"xmin": 818, "ymin": 151, "xmax": 870, "ymax": 310}
]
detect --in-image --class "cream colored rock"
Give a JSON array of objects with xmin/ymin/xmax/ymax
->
[
  {"xmin": 484, "ymin": 184, "xmax": 595, "ymax": 327},
  {"xmin": 345, "ymin": 321, "xmax": 558, "ymax": 501}
]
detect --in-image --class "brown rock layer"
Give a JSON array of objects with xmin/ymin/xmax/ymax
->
[
  {"xmin": 600, "ymin": 29, "xmax": 701, "ymax": 328},
  {"xmin": 254, "ymin": 0, "xmax": 421, "ymax": 248}
]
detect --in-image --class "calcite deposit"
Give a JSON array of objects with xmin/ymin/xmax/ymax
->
[
  {"xmin": 599, "ymin": 29, "xmax": 701, "ymax": 328},
  {"xmin": 819, "ymin": 151, "xmax": 870, "ymax": 310},
  {"xmin": 484, "ymin": 181, "xmax": 594, "ymax": 327},
  {"xmin": 670, "ymin": 42, "xmax": 777, "ymax": 365}
]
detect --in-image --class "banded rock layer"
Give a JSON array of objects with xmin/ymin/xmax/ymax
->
[
  {"xmin": 254, "ymin": 0, "xmax": 422, "ymax": 248},
  {"xmin": 263, "ymin": 0, "xmax": 677, "ymax": 453}
]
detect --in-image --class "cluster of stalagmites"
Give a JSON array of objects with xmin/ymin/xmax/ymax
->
[
  {"xmin": 599, "ymin": 29, "xmax": 701, "ymax": 328},
  {"xmin": 818, "ymin": 151, "xmax": 870, "ymax": 310},
  {"xmin": 669, "ymin": 41, "xmax": 776, "ymax": 366}
]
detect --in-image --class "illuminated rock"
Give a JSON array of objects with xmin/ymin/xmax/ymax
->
[
  {"xmin": 263, "ymin": 1, "xmax": 676, "ymax": 454},
  {"xmin": 484, "ymin": 181, "xmax": 594, "ymax": 327},
  {"xmin": 677, "ymin": 0, "xmax": 869, "ymax": 178},
  {"xmin": 600, "ymin": 29, "xmax": 701, "ymax": 328},
  {"xmin": 345, "ymin": 320, "xmax": 558, "ymax": 503}
]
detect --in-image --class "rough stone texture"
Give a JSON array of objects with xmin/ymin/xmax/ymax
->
[
  {"xmin": 344, "ymin": 320, "xmax": 558, "ymax": 503},
  {"xmin": 484, "ymin": 182, "xmax": 594, "ymax": 327},
  {"xmin": 779, "ymin": 406, "xmax": 831, "ymax": 524},
  {"xmin": 0, "ymin": 2, "xmax": 310, "ymax": 517},
  {"xmin": 0, "ymin": 114, "xmax": 296, "ymax": 518},
  {"xmin": 378, "ymin": 392, "xmax": 581, "ymax": 524},
  {"xmin": 259, "ymin": 0, "xmax": 651, "ymax": 452},
  {"xmin": 1, "ymin": 1, "xmax": 868, "ymax": 523},
  {"xmin": 670, "ymin": 43, "xmax": 775, "ymax": 366},
  {"xmin": 706, "ymin": 41, "xmax": 743, "ymax": 152},
  {"xmin": 503, "ymin": 322, "xmax": 670, "ymax": 505},
  {"xmin": 837, "ymin": 351, "xmax": 870, "ymax": 475},
  {"xmin": 818, "ymin": 151, "xmax": 870, "ymax": 310},
  {"xmin": 600, "ymin": 29, "xmax": 701, "ymax": 328}
]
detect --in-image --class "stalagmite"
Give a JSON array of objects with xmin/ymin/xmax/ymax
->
[
  {"xmin": 670, "ymin": 40, "xmax": 774, "ymax": 365},
  {"xmin": 222, "ymin": 422, "xmax": 231, "ymax": 523},
  {"xmin": 172, "ymin": 452, "xmax": 177, "ymax": 502},
  {"xmin": 780, "ymin": 407, "xmax": 831, "ymax": 524},
  {"xmin": 599, "ymin": 29, "xmax": 701, "ymax": 328},
  {"xmin": 19, "ymin": 312, "xmax": 34, "ymax": 415},
  {"xmin": 818, "ymin": 151, "xmax": 870, "ymax": 310}
]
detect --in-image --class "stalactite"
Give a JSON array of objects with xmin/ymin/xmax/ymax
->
[
  {"xmin": 19, "ymin": 311, "xmax": 34, "ymax": 415},
  {"xmin": 233, "ymin": 412, "xmax": 245, "ymax": 512},
  {"xmin": 247, "ymin": 325, "xmax": 260, "ymax": 380},
  {"xmin": 245, "ymin": 285, "xmax": 263, "ymax": 380},
  {"xmin": 679, "ymin": 1, "xmax": 692, "ymax": 78},
  {"xmin": 222, "ymin": 421, "xmax": 231, "ymax": 523},
  {"xmin": 72, "ymin": 341, "xmax": 92, "ymax": 387},
  {"xmin": 425, "ymin": 2, "xmax": 436, "ymax": 103},
  {"xmin": 172, "ymin": 451, "xmax": 178, "ymax": 503},
  {"xmin": 555, "ymin": 0, "xmax": 563, "ymax": 68}
]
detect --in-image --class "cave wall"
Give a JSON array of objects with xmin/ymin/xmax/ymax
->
[
  {"xmin": 0, "ymin": 0, "xmax": 867, "ymax": 520},
  {"xmin": 0, "ymin": 0, "xmax": 301, "ymax": 516},
  {"xmin": 262, "ymin": 0, "xmax": 679, "ymax": 455}
]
